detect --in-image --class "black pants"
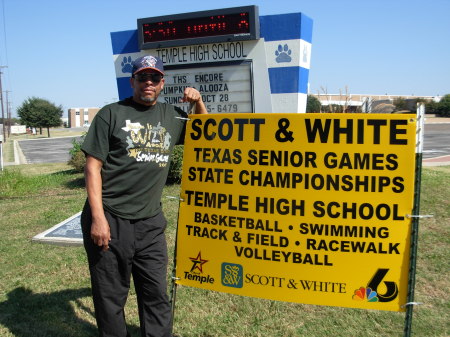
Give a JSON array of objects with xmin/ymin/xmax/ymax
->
[{"xmin": 81, "ymin": 202, "xmax": 172, "ymax": 337}]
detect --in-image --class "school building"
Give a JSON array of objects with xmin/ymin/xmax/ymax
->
[{"xmin": 67, "ymin": 107, "xmax": 100, "ymax": 128}]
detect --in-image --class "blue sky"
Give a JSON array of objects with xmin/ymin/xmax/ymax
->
[{"xmin": 0, "ymin": 0, "xmax": 449, "ymax": 117}]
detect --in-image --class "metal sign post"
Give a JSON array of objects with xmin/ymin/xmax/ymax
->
[{"xmin": 403, "ymin": 103, "xmax": 427, "ymax": 336}]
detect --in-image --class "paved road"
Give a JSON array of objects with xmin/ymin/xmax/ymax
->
[
  {"xmin": 17, "ymin": 123, "xmax": 450, "ymax": 164},
  {"xmin": 422, "ymin": 124, "xmax": 450, "ymax": 160},
  {"xmin": 18, "ymin": 136, "xmax": 82, "ymax": 164}
]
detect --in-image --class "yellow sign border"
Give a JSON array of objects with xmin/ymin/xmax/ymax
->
[{"xmin": 175, "ymin": 113, "xmax": 417, "ymax": 312}]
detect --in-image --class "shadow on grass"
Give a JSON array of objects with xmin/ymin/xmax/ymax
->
[
  {"xmin": 50, "ymin": 169, "xmax": 80, "ymax": 176},
  {"xmin": 48, "ymin": 169, "xmax": 85, "ymax": 189},
  {"xmin": 65, "ymin": 176, "xmax": 85, "ymax": 189},
  {"xmin": 0, "ymin": 287, "xmax": 140, "ymax": 337}
]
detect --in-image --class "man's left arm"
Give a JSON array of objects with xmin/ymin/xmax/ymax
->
[{"xmin": 182, "ymin": 87, "xmax": 208, "ymax": 115}]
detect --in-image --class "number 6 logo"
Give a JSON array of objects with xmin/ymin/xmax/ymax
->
[{"xmin": 367, "ymin": 268, "xmax": 399, "ymax": 302}]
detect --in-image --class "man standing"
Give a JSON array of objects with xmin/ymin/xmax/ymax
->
[{"xmin": 81, "ymin": 55, "xmax": 207, "ymax": 337}]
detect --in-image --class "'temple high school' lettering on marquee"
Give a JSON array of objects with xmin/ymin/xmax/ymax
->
[{"xmin": 156, "ymin": 42, "xmax": 247, "ymax": 64}]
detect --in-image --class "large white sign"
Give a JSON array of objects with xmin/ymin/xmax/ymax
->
[
  {"xmin": 161, "ymin": 64, "xmax": 253, "ymax": 113},
  {"xmin": 11, "ymin": 125, "xmax": 27, "ymax": 134}
]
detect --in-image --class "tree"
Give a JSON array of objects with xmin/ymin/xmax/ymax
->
[
  {"xmin": 306, "ymin": 95, "xmax": 322, "ymax": 113},
  {"xmin": 436, "ymin": 94, "xmax": 450, "ymax": 117},
  {"xmin": 322, "ymin": 104, "xmax": 344, "ymax": 113},
  {"xmin": 425, "ymin": 100, "xmax": 439, "ymax": 115},
  {"xmin": 17, "ymin": 97, "xmax": 63, "ymax": 137},
  {"xmin": 0, "ymin": 117, "xmax": 20, "ymax": 125},
  {"xmin": 393, "ymin": 97, "xmax": 409, "ymax": 112}
]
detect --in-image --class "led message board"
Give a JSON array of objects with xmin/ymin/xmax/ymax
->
[{"xmin": 138, "ymin": 6, "xmax": 260, "ymax": 49}]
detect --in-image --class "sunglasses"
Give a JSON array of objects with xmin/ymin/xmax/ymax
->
[{"xmin": 135, "ymin": 73, "xmax": 163, "ymax": 84}]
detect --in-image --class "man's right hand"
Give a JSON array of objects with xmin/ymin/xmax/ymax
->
[
  {"xmin": 85, "ymin": 155, "xmax": 110, "ymax": 251},
  {"xmin": 91, "ymin": 215, "xmax": 111, "ymax": 251}
]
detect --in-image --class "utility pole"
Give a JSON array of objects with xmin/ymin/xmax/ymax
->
[
  {"xmin": 0, "ymin": 66, "xmax": 7, "ymax": 141},
  {"xmin": 5, "ymin": 90, "xmax": 11, "ymax": 137}
]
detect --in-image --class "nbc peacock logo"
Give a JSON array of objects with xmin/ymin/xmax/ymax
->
[{"xmin": 353, "ymin": 287, "xmax": 379, "ymax": 302}]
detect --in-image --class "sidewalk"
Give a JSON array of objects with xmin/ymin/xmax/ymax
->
[
  {"xmin": 424, "ymin": 116, "xmax": 450, "ymax": 124},
  {"xmin": 423, "ymin": 155, "xmax": 450, "ymax": 166},
  {"xmin": 3, "ymin": 140, "xmax": 27, "ymax": 166}
]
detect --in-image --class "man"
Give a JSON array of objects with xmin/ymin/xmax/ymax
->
[{"xmin": 81, "ymin": 55, "xmax": 207, "ymax": 337}]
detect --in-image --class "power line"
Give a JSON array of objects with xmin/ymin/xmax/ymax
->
[
  {"xmin": 0, "ymin": 0, "xmax": 11, "ymax": 121},
  {"xmin": 5, "ymin": 89, "xmax": 11, "ymax": 136},
  {"xmin": 1, "ymin": 0, "xmax": 9, "ymax": 66},
  {"xmin": 0, "ymin": 0, "xmax": 12, "ymax": 116}
]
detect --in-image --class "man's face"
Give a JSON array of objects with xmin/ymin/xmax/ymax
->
[{"xmin": 130, "ymin": 70, "xmax": 165, "ymax": 106}]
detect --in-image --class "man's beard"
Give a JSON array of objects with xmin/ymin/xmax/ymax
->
[{"xmin": 140, "ymin": 96, "xmax": 156, "ymax": 103}]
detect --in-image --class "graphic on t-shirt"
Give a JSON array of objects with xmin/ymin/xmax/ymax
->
[{"xmin": 122, "ymin": 120, "xmax": 172, "ymax": 166}]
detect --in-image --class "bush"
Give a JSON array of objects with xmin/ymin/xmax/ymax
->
[
  {"xmin": 68, "ymin": 135, "xmax": 86, "ymax": 172},
  {"xmin": 68, "ymin": 150, "xmax": 86, "ymax": 173},
  {"xmin": 425, "ymin": 100, "xmax": 439, "ymax": 114},
  {"xmin": 306, "ymin": 95, "xmax": 321, "ymax": 113},
  {"xmin": 393, "ymin": 97, "xmax": 409, "ymax": 112},
  {"xmin": 436, "ymin": 94, "xmax": 450, "ymax": 117},
  {"xmin": 322, "ymin": 104, "xmax": 344, "ymax": 113},
  {"xmin": 167, "ymin": 145, "xmax": 184, "ymax": 184}
]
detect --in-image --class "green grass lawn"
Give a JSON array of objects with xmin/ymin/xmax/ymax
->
[{"xmin": 0, "ymin": 164, "xmax": 448, "ymax": 336}]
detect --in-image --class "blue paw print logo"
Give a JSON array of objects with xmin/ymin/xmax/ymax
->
[
  {"xmin": 275, "ymin": 44, "xmax": 292, "ymax": 63},
  {"xmin": 121, "ymin": 56, "xmax": 133, "ymax": 74}
]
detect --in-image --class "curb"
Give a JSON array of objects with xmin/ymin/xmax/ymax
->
[
  {"xmin": 14, "ymin": 140, "xmax": 28, "ymax": 165},
  {"xmin": 424, "ymin": 117, "xmax": 450, "ymax": 124},
  {"xmin": 422, "ymin": 155, "xmax": 450, "ymax": 167}
]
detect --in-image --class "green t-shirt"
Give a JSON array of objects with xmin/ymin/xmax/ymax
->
[{"xmin": 81, "ymin": 98, "xmax": 188, "ymax": 219}]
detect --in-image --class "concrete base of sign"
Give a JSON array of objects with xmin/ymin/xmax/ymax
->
[{"xmin": 32, "ymin": 212, "xmax": 83, "ymax": 246}]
